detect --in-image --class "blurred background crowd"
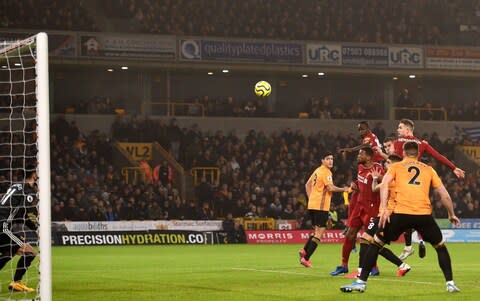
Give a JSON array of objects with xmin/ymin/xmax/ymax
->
[
  {"xmin": 4, "ymin": 0, "xmax": 479, "ymax": 46},
  {"xmin": 49, "ymin": 117, "xmax": 480, "ymax": 226}
]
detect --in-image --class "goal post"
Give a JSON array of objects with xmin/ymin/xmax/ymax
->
[
  {"xmin": 37, "ymin": 32, "xmax": 52, "ymax": 301},
  {"xmin": 0, "ymin": 32, "xmax": 51, "ymax": 301}
]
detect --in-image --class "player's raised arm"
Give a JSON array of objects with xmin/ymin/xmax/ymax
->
[
  {"xmin": 371, "ymin": 169, "xmax": 383, "ymax": 192},
  {"xmin": 339, "ymin": 143, "xmax": 370, "ymax": 153},
  {"xmin": 423, "ymin": 141, "xmax": 465, "ymax": 178}
]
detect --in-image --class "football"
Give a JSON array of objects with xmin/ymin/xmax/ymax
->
[{"xmin": 254, "ymin": 81, "xmax": 272, "ymax": 97}]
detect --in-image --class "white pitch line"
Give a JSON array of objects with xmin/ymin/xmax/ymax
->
[
  {"xmin": 232, "ymin": 267, "xmax": 312, "ymax": 277},
  {"xmin": 231, "ymin": 267, "xmax": 442, "ymax": 286}
]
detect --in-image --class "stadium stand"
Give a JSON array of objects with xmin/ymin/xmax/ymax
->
[
  {"xmin": 2, "ymin": 0, "xmax": 479, "ymax": 45},
  {"xmin": 49, "ymin": 117, "xmax": 480, "ymax": 223},
  {"xmin": 56, "ymin": 94, "xmax": 480, "ymax": 121},
  {"xmin": 104, "ymin": 0, "xmax": 480, "ymax": 46},
  {"xmin": 0, "ymin": 0, "xmax": 97, "ymax": 31}
]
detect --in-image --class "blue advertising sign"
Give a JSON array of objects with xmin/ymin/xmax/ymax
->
[
  {"xmin": 412, "ymin": 229, "xmax": 480, "ymax": 242},
  {"xmin": 441, "ymin": 229, "xmax": 480, "ymax": 242},
  {"xmin": 451, "ymin": 218, "xmax": 480, "ymax": 229},
  {"xmin": 180, "ymin": 39, "xmax": 303, "ymax": 64},
  {"xmin": 342, "ymin": 45, "xmax": 388, "ymax": 66}
]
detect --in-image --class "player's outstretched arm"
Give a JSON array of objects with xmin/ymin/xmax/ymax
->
[
  {"xmin": 424, "ymin": 142, "xmax": 464, "ymax": 178},
  {"xmin": 453, "ymin": 167, "xmax": 465, "ymax": 179},
  {"xmin": 338, "ymin": 143, "xmax": 370, "ymax": 153},
  {"xmin": 373, "ymin": 145, "xmax": 388, "ymax": 160}
]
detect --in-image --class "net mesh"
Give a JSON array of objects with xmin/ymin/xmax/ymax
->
[{"xmin": 0, "ymin": 37, "xmax": 39, "ymax": 299}]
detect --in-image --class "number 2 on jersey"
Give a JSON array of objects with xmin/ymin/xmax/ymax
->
[{"xmin": 408, "ymin": 166, "xmax": 421, "ymax": 185}]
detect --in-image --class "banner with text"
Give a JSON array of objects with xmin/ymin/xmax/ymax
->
[
  {"xmin": 247, "ymin": 229, "xmax": 478, "ymax": 244},
  {"xmin": 52, "ymin": 220, "xmax": 223, "ymax": 232},
  {"xmin": 117, "ymin": 142, "xmax": 153, "ymax": 161},
  {"xmin": 388, "ymin": 46, "xmax": 423, "ymax": 68},
  {"xmin": 426, "ymin": 47, "xmax": 480, "ymax": 70},
  {"xmin": 81, "ymin": 34, "xmax": 175, "ymax": 60},
  {"xmin": 342, "ymin": 45, "xmax": 388, "ymax": 66},
  {"xmin": 306, "ymin": 43, "xmax": 342, "ymax": 66},
  {"xmin": 0, "ymin": 32, "xmax": 76, "ymax": 57},
  {"xmin": 246, "ymin": 230, "xmax": 346, "ymax": 244},
  {"xmin": 179, "ymin": 39, "xmax": 303, "ymax": 64},
  {"xmin": 54, "ymin": 230, "xmax": 227, "ymax": 246}
]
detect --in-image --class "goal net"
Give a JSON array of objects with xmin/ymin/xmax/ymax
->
[{"xmin": 0, "ymin": 33, "xmax": 51, "ymax": 300}]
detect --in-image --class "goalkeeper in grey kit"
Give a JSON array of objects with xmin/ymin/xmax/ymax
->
[{"xmin": 0, "ymin": 167, "xmax": 38, "ymax": 293}]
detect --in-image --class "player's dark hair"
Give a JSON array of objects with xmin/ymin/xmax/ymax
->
[
  {"xmin": 361, "ymin": 146, "xmax": 374, "ymax": 157},
  {"xmin": 400, "ymin": 118, "xmax": 415, "ymax": 131},
  {"xmin": 320, "ymin": 150, "xmax": 334, "ymax": 160},
  {"xmin": 384, "ymin": 136, "xmax": 396, "ymax": 143},
  {"xmin": 403, "ymin": 141, "xmax": 418, "ymax": 157},
  {"xmin": 388, "ymin": 154, "xmax": 402, "ymax": 162}
]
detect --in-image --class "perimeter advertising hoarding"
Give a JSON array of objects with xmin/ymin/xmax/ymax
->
[
  {"xmin": 306, "ymin": 43, "xmax": 342, "ymax": 65},
  {"xmin": 246, "ymin": 229, "xmax": 479, "ymax": 244},
  {"xmin": 388, "ymin": 46, "xmax": 423, "ymax": 68},
  {"xmin": 341, "ymin": 45, "xmax": 388, "ymax": 66},
  {"xmin": 80, "ymin": 34, "xmax": 175, "ymax": 60},
  {"xmin": 426, "ymin": 47, "xmax": 480, "ymax": 70},
  {"xmin": 0, "ymin": 32, "xmax": 76, "ymax": 57},
  {"xmin": 179, "ymin": 39, "xmax": 303, "ymax": 64},
  {"xmin": 54, "ymin": 230, "xmax": 227, "ymax": 245}
]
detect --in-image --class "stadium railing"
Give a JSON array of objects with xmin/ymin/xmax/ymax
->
[
  {"xmin": 243, "ymin": 218, "xmax": 276, "ymax": 230},
  {"xmin": 394, "ymin": 106, "xmax": 448, "ymax": 120},
  {"xmin": 121, "ymin": 166, "xmax": 146, "ymax": 184},
  {"xmin": 144, "ymin": 101, "xmax": 205, "ymax": 117},
  {"xmin": 191, "ymin": 167, "xmax": 220, "ymax": 186}
]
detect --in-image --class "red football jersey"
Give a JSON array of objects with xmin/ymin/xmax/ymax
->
[
  {"xmin": 356, "ymin": 162, "xmax": 383, "ymax": 215},
  {"xmin": 394, "ymin": 136, "xmax": 456, "ymax": 170},
  {"xmin": 362, "ymin": 132, "xmax": 384, "ymax": 163}
]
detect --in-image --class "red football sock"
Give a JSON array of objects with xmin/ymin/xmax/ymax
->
[{"xmin": 342, "ymin": 237, "xmax": 356, "ymax": 266}]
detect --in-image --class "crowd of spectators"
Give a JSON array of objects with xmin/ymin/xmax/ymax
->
[
  {"xmin": 107, "ymin": 0, "xmax": 480, "ymax": 46},
  {"xmin": 1, "ymin": 0, "xmax": 97, "ymax": 31},
  {"xmin": 304, "ymin": 97, "xmax": 382, "ymax": 119},
  {"xmin": 54, "ymin": 92, "xmax": 480, "ymax": 122},
  {"xmin": 445, "ymin": 101, "xmax": 480, "ymax": 121},
  {"xmin": 58, "ymin": 96, "xmax": 118, "ymax": 115},
  {"xmin": 48, "ymin": 116, "xmax": 480, "ymax": 226},
  {"xmin": 396, "ymin": 101, "xmax": 480, "ymax": 121},
  {"xmin": 396, "ymin": 89, "xmax": 480, "ymax": 121},
  {"xmin": 191, "ymin": 97, "xmax": 475, "ymax": 122},
  {"xmin": 3, "ymin": 0, "xmax": 480, "ymax": 46},
  {"xmin": 167, "ymin": 96, "xmax": 269, "ymax": 118}
]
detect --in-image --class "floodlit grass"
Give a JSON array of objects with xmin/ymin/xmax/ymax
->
[
  {"xmin": 35, "ymin": 243, "xmax": 480, "ymax": 301},
  {"xmin": 1, "ymin": 243, "xmax": 478, "ymax": 300}
]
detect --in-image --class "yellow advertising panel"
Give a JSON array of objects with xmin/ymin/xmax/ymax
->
[{"xmin": 118, "ymin": 143, "xmax": 153, "ymax": 161}]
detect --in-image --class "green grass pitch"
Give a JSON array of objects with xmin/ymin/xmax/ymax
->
[{"xmin": 1, "ymin": 243, "xmax": 479, "ymax": 300}]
